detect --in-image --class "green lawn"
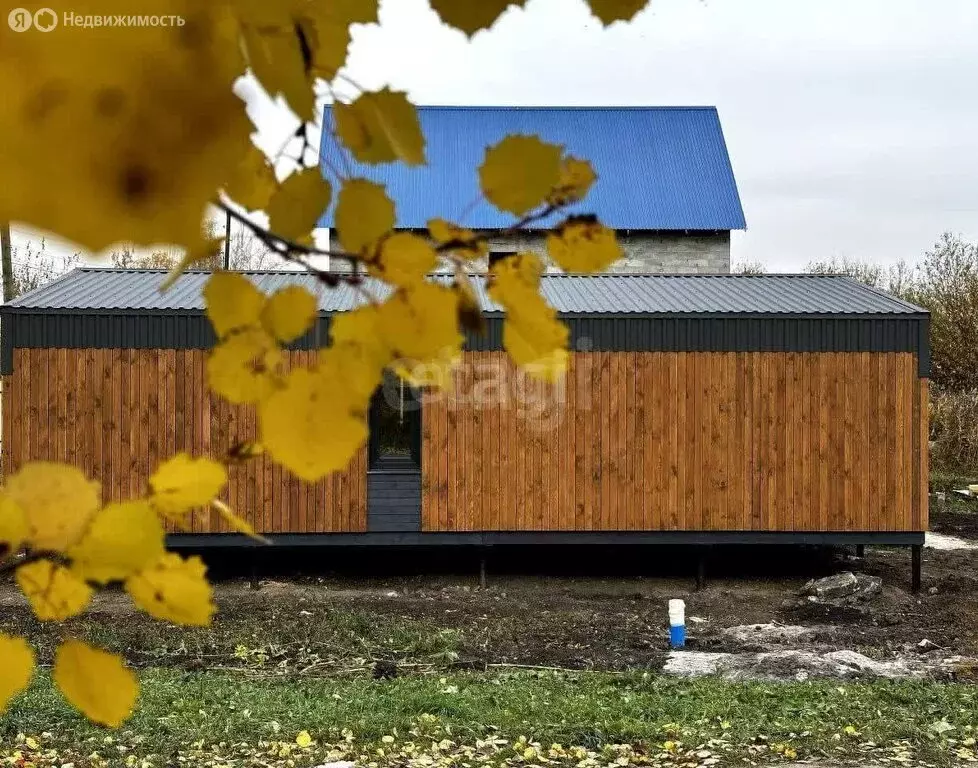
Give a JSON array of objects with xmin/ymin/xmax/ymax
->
[{"xmin": 3, "ymin": 669, "xmax": 978, "ymax": 767}]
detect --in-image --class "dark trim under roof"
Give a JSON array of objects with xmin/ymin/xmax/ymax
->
[{"xmin": 0, "ymin": 269, "xmax": 930, "ymax": 377}]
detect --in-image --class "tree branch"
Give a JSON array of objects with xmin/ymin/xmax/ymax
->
[{"xmin": 0, "ymin": 549, "xmax": 70, "ymax": 576}]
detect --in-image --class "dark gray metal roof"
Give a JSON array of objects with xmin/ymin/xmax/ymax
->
[{"xmin": 2, "ymin": 268, "xmax": 927, "ymax": 316}]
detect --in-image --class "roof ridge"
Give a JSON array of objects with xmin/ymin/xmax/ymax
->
[
  {"xmin": 404, "ymin": 105, "xmax": 719, "ymax": 111},
  {"xmin": 534, "ymin": 272, "xmax": 855, "ymax": 278},
  {"xmin": 76, "ymin": 267, "xmax": 312, "ymax": 275},
  {"xmin": 73, "ymin": 267, "xmax": 898, "ymax": 281}
]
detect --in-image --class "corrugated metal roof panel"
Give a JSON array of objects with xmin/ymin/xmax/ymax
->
[
  {"xmin": 317, "ymin": 106, "xmax": 747, "ymax": 231},
  {"xmin": 3, "ymin": 269, "xmax": 927, "ymax": 316}
]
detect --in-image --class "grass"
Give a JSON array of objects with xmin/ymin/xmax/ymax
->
[
  {"xmin": 0, "ymin": 599, "xmax": 463, "ymax": 672},
  {"xmin": 3, "ymin": 669, "xmax": 978, "ymax": 767},
  {"xmin": 931, "ymin": 469, "xmax": 978, "ymax": 495}
]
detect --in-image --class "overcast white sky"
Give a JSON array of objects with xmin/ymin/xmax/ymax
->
[
  {"xmin": 339, "ymin": 0, "xmax": 978, "ymax": 271},
  {"xmin": 13, "ymin": 0, "xmax": 978, "ymax": 272}
]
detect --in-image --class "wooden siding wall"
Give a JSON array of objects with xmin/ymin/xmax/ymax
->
[
  {"xmin": 422, "ymin": 351, "xmax": 928, "ymax": 532},
  {"xmin": 1, "ymin": 348, "xmax": 366, "ymax": 533}
]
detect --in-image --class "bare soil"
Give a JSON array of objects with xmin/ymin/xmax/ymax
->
[{"xmin": 4, "ymin": 525, "xmax": 978, "ymax": 675}]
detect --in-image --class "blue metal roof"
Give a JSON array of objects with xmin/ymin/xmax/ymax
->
[
  {"xmin": 5, "ymin": 270, "xmax": 926, "ymax": 316},
  {"xmin": 318, "ymin": 106, "xmax": 746, "ymax": 232}
]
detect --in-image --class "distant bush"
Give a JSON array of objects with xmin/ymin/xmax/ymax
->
[
  {"xmin": 805, "ymin": 254, "xmax": 917, "ymax": 297},
  {"xmin": 731, "ymin": 258, "xmax": 767, "ymax": 275},
  {"xmin": 805, "ymin": 233, "xmax": 978, "ymax": 393},
  {"xmin": 803, "ymin": 234, "xmax": 978, "ymax": 476},
  {"xmin": 930, "ymin": 387, "xmax": 978, "ymax": 476},
  {"xmin": 912, "ymin": 234, "xmax": 978, "ymax": 392}
]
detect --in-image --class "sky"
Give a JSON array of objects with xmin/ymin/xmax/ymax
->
[{"xmin": 12, "ymin": 0, "xmax": 978, "ymax": 272}]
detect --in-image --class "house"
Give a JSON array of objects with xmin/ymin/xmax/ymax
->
[
  {"xmin": 318, "ymin": 106, "xmax": 746, "ymax": 273},
  {"xmin": 0, "ymin": 269, "xmax": 929, "ymax": 587}
]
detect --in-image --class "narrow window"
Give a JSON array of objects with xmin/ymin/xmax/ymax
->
[{"xmin": 369, "ymin": 372, "xmax": 421, "ymax": 470}]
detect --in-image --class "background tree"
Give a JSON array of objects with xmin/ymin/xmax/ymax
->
[
  {"xmin": 4, "ymin": 238, "xmax": 80, "ymax": 298},
  {"xmin": 1, "ymin": 222, "xmax": 13, "ymax": 302},
  {"xmin": 109, "ymin": 220, "xmax": 274, "ymax": 271},
  {"xmin": 912, "ymin": 233, "xmax": 978, "ymax": 392},
  {"xmin": 731, "ymin": 258, "xmax": 766, "ymax": 275},
  {"xmin": 804, "ymin": 254, "xmax": 916, "ymax": 297},
  {"xmin": 802, "ymin": 234, "xmax": 978, "ymax": 474}
]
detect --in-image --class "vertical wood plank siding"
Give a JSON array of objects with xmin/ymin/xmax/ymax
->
[
  {"xmin": 421, "ymin": 351, "xmax": 927, "ymax": 532},
  {"xmin": 1, "ymin": 348, "xmax": 366, "ymax": 533},
  {"xmin": 1, "ymin": 347, "xmax": 927, "ymax": 535}
]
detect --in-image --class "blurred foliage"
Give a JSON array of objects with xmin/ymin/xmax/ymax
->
[{"xmin": 802, "ymin": 233, "xmax": 978, "ymax": 474}]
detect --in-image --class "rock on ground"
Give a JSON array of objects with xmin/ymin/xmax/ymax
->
[
  {"xmin": 800, "ymin": 572, "xmax": 882, "ymax": 603},
  {"xmin": 662, "ymin": 651, "xmax": 732, "ymax": 677},
  {"xmin": 664, "ymin": 649, "xmax": 928, "ymax": 681},
  {"xmin": 721, "ymin": 623, "xmax": 820, "ymax": 646}
]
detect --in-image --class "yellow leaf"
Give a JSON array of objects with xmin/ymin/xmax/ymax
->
[
  {"xmin": 207, "ymin": 328, "xmax": 283, "ymax": 404},
  {"xmin": 149, "ymin": 454, "xmax": 228, "ymax": 521},
  {"xmin": 0, "ymin": 494, "xmax": 29, "ymax": 553},
  {"xmin": 16, "ymin": 560, "xmax": 93, "ymax": 621},
  {"xmin": 0, "ymin": 633, "xmax": 34, "ymax": 713},
  {"xmin": 260, "ymin": 368, "xmax": 369, "ymax": 481},
  {"xmin": 261, "ymin": 285, "xmax": 318, "ymax": 343},
  {"xmin": 303, "ymin": 17, "xmax": 350, "ymax": 82},
  {"xmin": 296, "ymin": 730, "xmax": 314, "ymax": 748},
  {"xmin": 335, "ymin": 179, "xmax": 396, "ymax": 254},
  {"xmin": 204, "ymin": 272, "xmax": 266, "ymax": 338},
  {"xmin": 376, "ymin": 283, "xmax": 464, "ymax": 388},
  {"xmin": 585, "ymin": 0, "xmax": 649, "ymax": 25},
  {"xmin": 491, "ymin": 251, "xmax": 546, "ymax": 290},
  {"xmin": 210, "ymin": 499, "xmax": 269, "ymax": 543},
  {"xmin": 0, "ymin": 5, "xmax": 249, "ymax": 252},
  {"xmin": 298, "ymin": 0, "xmax": 378, "ymax": 81},
  {"xmin": 427, "ymin": 218, "xmax": 488, "ymax": 260},
  {"xmin": 334, "ymin": 88, "xmax": 426, "ymax": 166},
  {"xmin": 489, "ymin": 254, "xmax": 568, "ymax": 381},
  {"xmin": 548, "ymin": 156, "xmax": 597, "ymax": 205},
  {"xmin": 429, "ymin": 0, "xmax": 527, "ymax": 35},
  {"xmin": 479, "ymin": 134, "xmax": 563, "ymax": 216},
  {"xmin": 68, "ymin": 501, "xmax": 165, "ymax": 585},
  {"xmin": 54, "ymin": 639, "xmax": 137, "ymax": 728},
  {"xmin": 453, "ymin": 265, "xmax": 486, "ymax": 334},
  {"xmin": 546, "ymin": 215, "xmax": 623, "ymax": 273},
  {"xmin": 126, "ymin": 554, "xmax": 216, "ymax": 626},
  {"xmin": 317, "ymin": 342, "xmax": 387, "ymax": 406},
  {"xmin": 373, "ymin": 233, "xmax": 439, "ymax": 288},
  {"xmin": 329, "ymin": 304, "xmax": 387, "ymax": 355},
  {"xmin": 239, "ymin": 11, "xmax": 316, "ymax": 121},
  {"xmin": 224, "ymin": 144, "xmax": 277, "ymax": 212},
  {"xmin": 502, "ymin": 312, "xmax": 569, "ymax": 382},
  {"xmin": 266, "ymin": 171, "xmax": 333, "ymax": 241},
  {"xmin": 4, "ymin": 463, "xmax": 101, "ymax": 551},
  {"xmin": 324, "ymin": 305, "xmax": 391, "ymax": 402}
]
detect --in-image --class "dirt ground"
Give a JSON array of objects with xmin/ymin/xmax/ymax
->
[{"xmin": 2, "ymin": 498, "xmax": 976, "ymax": 675}]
